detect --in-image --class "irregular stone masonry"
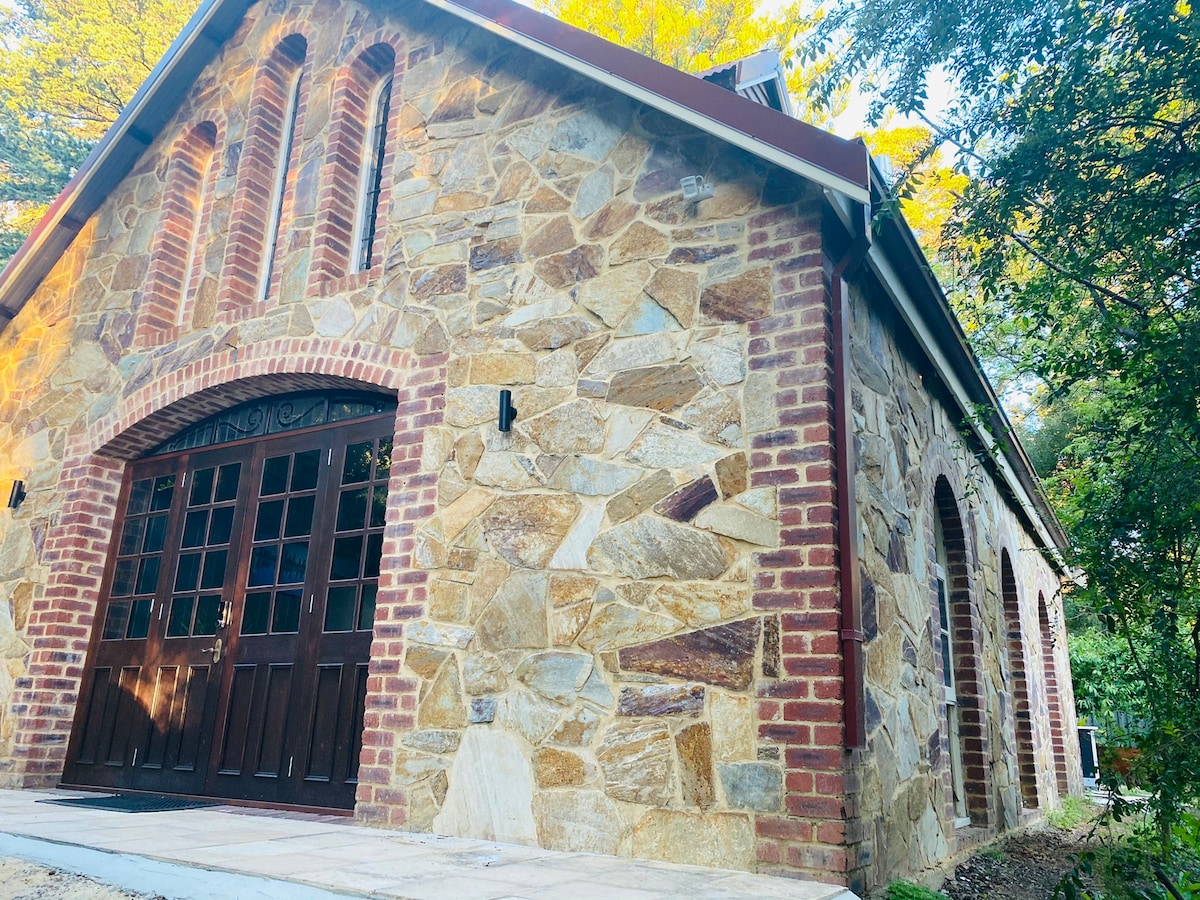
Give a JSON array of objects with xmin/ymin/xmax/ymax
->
[{"xmin": 0, "ymin": 0, "xmax": 1081, "ymax": 893}]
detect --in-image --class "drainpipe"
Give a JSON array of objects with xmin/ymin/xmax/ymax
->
[{"xmin": 827, "ymin": 192, "xmax": 871, "ymax": 749}]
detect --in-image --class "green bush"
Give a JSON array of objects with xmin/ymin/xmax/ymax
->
[{"xmin": 888, "ymin": 880, "xmax": 950, "ymax": 900}]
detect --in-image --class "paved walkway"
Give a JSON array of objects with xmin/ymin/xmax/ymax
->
[{"xmin": 0, "ymin": 789, "xmax": 857, "ymax": 900}]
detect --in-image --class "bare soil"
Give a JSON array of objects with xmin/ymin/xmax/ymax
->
[
  {"xmin": 941, "ymin": 822, "xmax": 1096, "ymax": 900},
  {"xmin": 0, "ymin": 858, "xmax": 160, "ymax": 900}
]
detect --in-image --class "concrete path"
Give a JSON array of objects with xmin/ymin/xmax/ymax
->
[{"xmin": 0, "ymin": 789, "xmax": 857, "ymax": 900}]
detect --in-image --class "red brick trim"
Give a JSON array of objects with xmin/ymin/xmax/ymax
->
[
  {"xmin": 3, "ymin": 456, "xmax": 124, "ymax": 788},
  {"xmin": 135, "ymin": 119, "xmax": 222, "ymax": 346},
  {"xmin": 308, "ymin": 34, "xmax": 405, "ymax": 290},
  {"xmin": 5, "ymin": 338, "xmax": 445, "ymax": 797},
  {"xmin": 1000, "ymin": 549, "xmax": 1039, "ymax": 808},
  {"xmin": 932, "ymin": 475, "xmax": 994, "ymax": 828},
  {"xmin": 747, "ymin": 207, "xmax": 853, "ymax": 884},
  {"xmin": 214, "ymin": 33, "xmax": 311, "ymax": 323},
  {"xmin": 1038, "ymin": 593, "xmax": 1071, "ymax": 797}
]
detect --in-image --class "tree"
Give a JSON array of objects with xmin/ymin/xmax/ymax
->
[
  {"xmin": 808, "ymin": 0, "xmax": 1200, "ymax": 883},
  {"xmin": 535, "ymin": 0, "xmax": 845, "ymax": 125},
  {"xmin": 0, "ymin": 0, "xmax": 193, "ymax": 268}
]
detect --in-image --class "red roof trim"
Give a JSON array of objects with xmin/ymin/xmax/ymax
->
[{"xmin": 440, "ymin": 0, "xmax": 868, "ymax": 190}]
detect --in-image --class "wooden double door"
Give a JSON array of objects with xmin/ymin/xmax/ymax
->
[{"xmin": 63, "ymin": 413, "xmax": 393, "ymax": 810}]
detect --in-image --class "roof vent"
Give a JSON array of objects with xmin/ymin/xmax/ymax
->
[{"xmin": 697, "ymin": 49, "xmax": 792, "ymax": 116}]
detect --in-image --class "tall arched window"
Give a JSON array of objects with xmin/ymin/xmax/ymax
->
[
  {"xmin": 308, "ymin": 44, "xmax": 397, "ymax": 289},
  {"xmin": 137, "ymin": 121, "xmax": 218, "ymax": 344},
  {"xmin": 259, "ymin": 64, "xmax": 305, "ymax": 301},
  {"xmin": 354, "ymin": 72, "xmax": 393, "ymax": 270},
  {"xmin": 216, "ymin": 35, "xmax": 308, "ymax": 322},
  {"xmin": 1039, "ymin": 594, "xmax": 1071, "ymax": 795},
  {"xmin": 1001, "ymin": 550, "xmax": 1039, "ymax": 809},
  {"xmin": 933, "ymin": 477, "xmax": 991, "ymax": 827}
]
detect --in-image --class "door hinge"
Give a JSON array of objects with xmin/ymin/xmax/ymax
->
[
  {"xmin": 180, "ymin": 471, "xmax": 187, "ymax": 488},
  {"xmin": 308, "ymin": 593, "xmax": 314, "ymax": 614},
  {"xmin": 132, "ymin": 747, "xmax": 138, "ymax": 767},
  {"xmin": 327, "ymin": 448, "xmax": 333, "ymax": 465},
  {"xmin": 287, "ymin": 756, "xmax": 294, "ymax": 778}
]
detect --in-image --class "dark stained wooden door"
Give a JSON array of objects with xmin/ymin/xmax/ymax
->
[{"xmin": 64, "ymin": 409, "xmax": 393, "ymax": 810}]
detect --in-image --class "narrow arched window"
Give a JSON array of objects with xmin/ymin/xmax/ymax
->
[
  {"xmin": 216, "ymin": 34, "xmax": 307, "ymax": 323},
  {"xmin": 933, "ymin": 476, "xmax": 991, "ymax": 827},
  {"xmin": 1039, "ymin": 594, "xmax": 1071, "ymax": 796},
  {"xmin": 260, "ymin": 66, "xmax": 305, "ymax": 300},
  {"xmin": 137, "ymin": 121, "xmax": 217, "ymax": 345},
  {"xmin": 354, "ymin": 74, "xmax": 393, "ymax": 271},
  {"xmin": 1001, "ymin": 551, "xmax": 1039, "ymax": 809},
  {"xmin": 307, "ymin": 43, "xmax": 396, "ymax": 290}
]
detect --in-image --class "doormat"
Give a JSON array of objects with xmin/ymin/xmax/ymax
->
[{"xmin": 38, "ymin": 794, "xmax": 219, "ymax": 813}]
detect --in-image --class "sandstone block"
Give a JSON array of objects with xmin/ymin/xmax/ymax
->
[
  {"xmin": 630, "ymin": 810, "xmax": 754, "ymax": 870},
  {"xmin": 587, "ymin": 516, "xmax": 729, "ymax": 580},
  {"xmin": 516, "ymin": 650, "xmax": 594, "ymax": 705},
  {"xmin": 694, "ymin": 505, "xmax": 779, "ymax": 547},
  {"xmin": 476, "ymin": 571, "xmax": 550, "ymax": 648},
  {"xmin": 480, "ymin": 495, "xmax": 580, "ymax": 568},
  {"xmin": 616, "ymin": 683, "xmax": 704, "ymax": 717},
  {"xmin": 606, "ymin": 470, "xmax": 676, "ymax": 524},
  {"xmin": 644, "ymin": 267, "xmax": 699, "ymax": 328},
  {"xmin": 605, "ymin": 364, "xmax": 701, "ymax": 412},
  {"xmin": 597, "ymin": 721, "xmax": 674, "ymax": 805},
  {"xmin": 519, "ymin": 399, "xmax": 605, "ymax": 454}
]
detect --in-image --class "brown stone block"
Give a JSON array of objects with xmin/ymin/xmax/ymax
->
[
  {"xmin": 701, "ymin": 267, "xmax": 773, "ymax": 323},
  {"xmin": 584, "ymin": 198, "xmax": 639, "ymax": 240},
  {"xmin": 715, "ymin": 453, "xmax": 749, "ymax": 498},
  {"xmin": 533, "ymin": 747, "xmax": 587, "ymax": 788},
  {"xmin": 618, "ymin": 619, "xmax": 761, "ymax": 690},
  {"xmin": 675, "ymin": 722, "xmax": 716, "ymax": 807},
  {"xmin": 534, "ymin": 244, "xmax": 603, "ymax": 289},
  {"xmin": 525, "ymin": 215, "xmax": 576, "ymax": 258},
  {"xmin": 606, "ymin": 364, "xmax": 702, "ymax": 412}
]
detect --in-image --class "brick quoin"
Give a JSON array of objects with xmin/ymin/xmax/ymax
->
[
  {"xmin": 3, "ymin": 338, "xmax": 445, "ymax": 811},
  {"xmin": 750, "ymin": 206, "xmax": 855, "ymax": 887}
]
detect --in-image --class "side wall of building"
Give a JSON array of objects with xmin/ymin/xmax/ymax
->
[{"xmin": 847, "ymin": 279, "xmax": 1083, "ymax": 887}]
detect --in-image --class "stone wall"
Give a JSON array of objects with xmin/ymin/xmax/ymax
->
[
  {"xmin": 0, "ymin": 0, "xmax": 1080, "ymax": 888},
  {"xmin": 0, "ymin": 0, "xmax": 850, "ymax": 880},
  {"xmin": 846, "ymin": 281, "xmax": 1083, "ymax": 887}
]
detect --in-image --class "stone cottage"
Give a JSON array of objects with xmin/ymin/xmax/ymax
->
[{"xmin": 0, "ymin": 0, "xmax": 1083, "ymax": 892}]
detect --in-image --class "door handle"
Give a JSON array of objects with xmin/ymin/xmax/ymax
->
[{"xmin": 201, "ymin": 637, "xmax": 223, "ymax": 663}]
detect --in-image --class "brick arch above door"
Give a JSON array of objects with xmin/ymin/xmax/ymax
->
[
  {"xmin": 77, "ymin": 337, "xmax": 438, "ymax": 461},
  {"xmin": 5, "ymin": 339, "xmax": 444, "ymax": 791}
]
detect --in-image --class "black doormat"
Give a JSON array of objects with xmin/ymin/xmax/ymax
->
[{"xmin": 38, "ymin": 794, "xmax": 219, "ymax": 813}]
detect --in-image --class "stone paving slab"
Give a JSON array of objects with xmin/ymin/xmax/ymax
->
[{"xmin": 0, "ymin": 789, "xmax": 858, "ymax": 900}]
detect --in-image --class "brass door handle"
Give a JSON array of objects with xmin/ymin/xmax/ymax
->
[{"xmin": 201, "ymin": 637, "xmax": 223, "ymax": 663}]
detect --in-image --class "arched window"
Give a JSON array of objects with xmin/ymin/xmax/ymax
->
[
  {"xmin": 354, "ymin": 72, "xmax": 394, "ymax": 270},
  {"xmin": 933, "ymin": 477, "xmax": 991, "ymax": 827},
  {"xmin": 216, "ymin": 35, "xmax": 308, "ymax": 321},
  {"xmin": 1039, "ymin": 594, "xmax": 1071, "ymax": 795},
  {"xmin": 1001, "ymin": 550, "xmax": 1039, "ymax": 808},
  {"xmin": 308, "ymin": 44, "xmax": 397, "ymax": 288},
  {"xmin": 259, "ymin": 63, "xmax": 305, "ymax": 301},
  {"xmin": 137, "ymin": 121, "xmax": 217, "ymax": 343}
]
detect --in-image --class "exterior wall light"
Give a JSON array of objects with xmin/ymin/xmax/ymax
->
[
  {"xmin": 498, "ymin": 390, "xmax": 518, "ymax": 432},
  {"xmin": 680, "ymin": 175, "xmax": 713, "ymax": 202},
  {"xmin": 8, "ymin": 480, "xmax": 26, "ymax": 510}
]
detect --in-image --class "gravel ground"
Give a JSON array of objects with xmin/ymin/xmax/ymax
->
[
  {"xmin": 0, "ymin": 857, "xmax": 161, "ymax": 900},
  {"xmin": 941, "ymin": 821, "xmax": 1096, "ymax": 900}
]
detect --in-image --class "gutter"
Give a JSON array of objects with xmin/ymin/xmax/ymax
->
[{"xmin": 827, "ymin": 191, "xmax": 872, "ymax": 750}]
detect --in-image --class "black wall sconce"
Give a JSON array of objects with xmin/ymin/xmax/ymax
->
[
  {"xmin": 498, "ymin": 390, "xmax": 518, "ymax": 432},
  {"xmin": 8, "ymin": 480, "xmax": 26, "ymax": 510}
]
